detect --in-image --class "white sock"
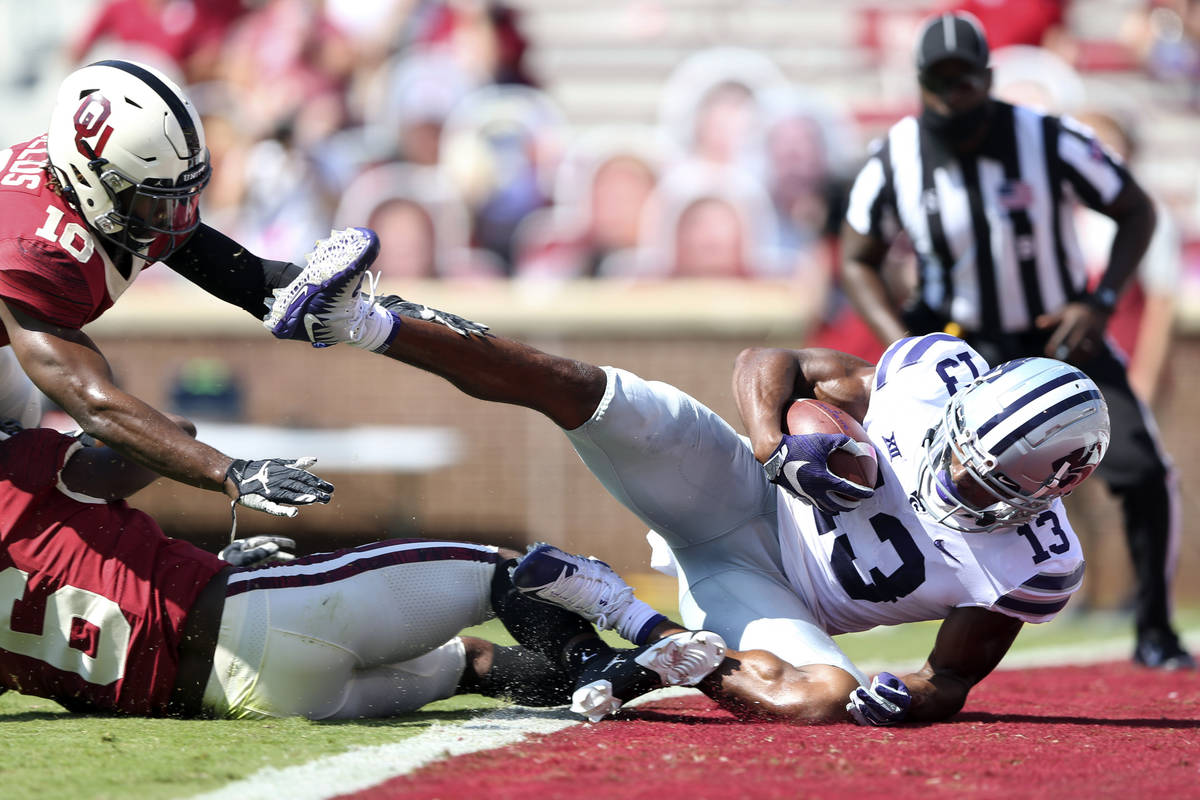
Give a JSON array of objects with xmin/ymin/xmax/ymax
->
[
  {"xmin": 616, "ymin": 600, "xmax": 668, "ymax": 646},
  {"xmin": 350, "ymin": 303, "xmax": 400, "ymax": 353}
]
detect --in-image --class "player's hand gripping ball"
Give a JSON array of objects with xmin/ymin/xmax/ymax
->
[{"xmin": 763, "ymin": 399, "xmax": 878, "ymax": 515}]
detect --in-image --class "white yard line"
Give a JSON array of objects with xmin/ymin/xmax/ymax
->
[{"xmin": 184, "ymin": 706, "xmax": 581, "ymax": 800}]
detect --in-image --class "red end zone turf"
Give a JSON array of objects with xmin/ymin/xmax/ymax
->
[{"xmin": 351, "ymin": 661, "xmax": 1200, "ymax": 800}]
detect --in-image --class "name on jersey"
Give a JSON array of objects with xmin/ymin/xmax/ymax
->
[{"xmin": 0, "ymin": 137, "xmax": 49, "ymax": 191}]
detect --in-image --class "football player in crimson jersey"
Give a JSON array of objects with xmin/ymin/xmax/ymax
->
[
  {"xmin": 269, "ymin": 242, "xmax": 1121, "ymax": 724},
  {"xmin": 0, "ymin": 416, "xmax": 725, "ymax": 718},
  {"xmin": 0, "ymin": 59, "xmax": 343, "ymax": 517}
]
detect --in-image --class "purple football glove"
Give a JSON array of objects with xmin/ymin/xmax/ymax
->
[
  {"xmin": 763, "ymin": 432, "xmax": 874, "ymax": 514},
  {"xmin": 847, "ymin": 672, "xmax": 911, "ymax": 726}
]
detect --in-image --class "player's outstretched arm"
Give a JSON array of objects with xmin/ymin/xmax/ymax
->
[
  {"xmin": 0, "ymin": 297, "xmax": 232, "ymax": 492},
  {"xmin": 698, "ymin": 648, "xmax": 862, "ymax": 723},
  {"xmin": 897, "ymin": 606, "xmax": 1024, "ymax": 723},
  {"xmin": 0, "ymin": 299, "xmax": 332, "ymax": 514},
  {"xmin": 163, "ymin": 224, "xmax": 302, "ymax": 317},
  {"xmin": 60, "ymin": 413, "xmax": 197, "ymax": 500}
]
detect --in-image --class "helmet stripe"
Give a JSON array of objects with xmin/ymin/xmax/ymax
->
[
  {"xmin": 987, "ymin": 388, "xmax": 1102, "ymax": 456},
  {"xmin": 90, "ymin": 60, "xmax": 200, "ymax": 155},
  {"xmin": 975, "ymin": 368, "xmax": 1089, "ymax": 439}
]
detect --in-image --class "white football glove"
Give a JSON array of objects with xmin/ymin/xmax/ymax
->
[{"xmin": 219, "ymin": 536, "xmax": 297, "ymax": 568}]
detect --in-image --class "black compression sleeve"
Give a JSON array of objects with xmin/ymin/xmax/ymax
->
[
  {"xmin": 459, "ymin": 645, "xmax": 574, "ymax": 706},
  {"xmin": 163, "ymin": 224, "xmax": 302, "ymax": 317}
]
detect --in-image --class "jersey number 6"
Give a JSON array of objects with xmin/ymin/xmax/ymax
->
[{"xmin": 0, "ymin": 567, "xmax": 130, "ymax": 686}]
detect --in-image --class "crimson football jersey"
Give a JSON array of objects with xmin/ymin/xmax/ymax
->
[
  {"xmin": 0, "ymin": 135, "xmax": 151, "ymax": 344},
  {"xmin": 0, "ymin": 427, "xmax": 224, "ymax": 714}
]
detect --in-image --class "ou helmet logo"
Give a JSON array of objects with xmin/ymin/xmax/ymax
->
[{"xmin": 73, "ymin": 93, "xmax": 115, "ymax": 159}]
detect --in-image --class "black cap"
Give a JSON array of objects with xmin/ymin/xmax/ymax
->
[{"xmin": 915, "ymin": 12, "xmax": 990, "ymax": 74}]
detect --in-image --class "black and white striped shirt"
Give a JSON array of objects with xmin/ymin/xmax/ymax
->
[{"xmin": 845, "ymin": 101, "xmax": 1130, "ymax": 334}]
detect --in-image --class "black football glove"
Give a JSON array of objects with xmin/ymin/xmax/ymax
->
[
  {"xmin": 378, "ymin": 294, "xmax": 490, "ymax": 338},
  {"xmin": 226, "ymin": 457, "xmax": 333, "ymax": 517}
]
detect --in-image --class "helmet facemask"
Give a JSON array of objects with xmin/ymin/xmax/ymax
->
[
  {"xmin": 86, "ymin": 155, "xmax": 210, "ymax": 260},
  {"xmin": 917, "ymin": 402, "xmax": 1046, "ymax": 533}
]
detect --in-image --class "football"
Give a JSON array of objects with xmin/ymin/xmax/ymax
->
[{"xmin": 784, "ymin": 398, "xmax": 879, "ymax": 490}]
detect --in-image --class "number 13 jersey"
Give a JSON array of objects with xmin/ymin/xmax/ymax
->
[{"xmin": 776, "ymin": 334, "xmax": 1086, "ymax": 635}]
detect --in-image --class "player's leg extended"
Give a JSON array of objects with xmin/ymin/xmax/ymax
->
[
  {"xmin": 201, "ymin": 540, "xmax": 503, "ymax": 719},
  {"xmin": 267, "ymin": 229, "xmax": 772, "ymax": 530},
  {"xmin": 377, "ymin": 320, "xmax": 606, "ymax": 431},
  {"xmin": 264, "ymin": 227, "xmax": 604, "ymax": 429},
  {"xmin": 564, "ymin": 367, "xmax": 777, "ymax": 550},
  {"xmin": 311, "ymin": 554, "xmax": 602, "ymax": 718}
]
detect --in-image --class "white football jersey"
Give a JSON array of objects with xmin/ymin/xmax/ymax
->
[{"xmin": 776, "ymin": 334, "xmax": 1085, "ymax": 635}]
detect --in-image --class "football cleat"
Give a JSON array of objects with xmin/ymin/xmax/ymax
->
[
  {"xmin": 511, "ymin": 542, "xmax": 635, "ymax": 631},
  {"xmin": 263, "ymin": 227, "xmax": 380, "ymax": 347},
  {"xmin": 570, "ymin": 630, "xmax": 727, "ymax": 722}
]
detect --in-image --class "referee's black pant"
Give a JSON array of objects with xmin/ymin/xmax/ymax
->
[{"xmin": 924, "ymin": 323, "xmax": 1179, "ymax": 641}]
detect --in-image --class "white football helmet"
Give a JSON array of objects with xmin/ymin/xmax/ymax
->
[
  {"xmin": 46, "ymin": 60, "xmax": 210, "ymax": 260},
  {"xmin": 915, "ymin": 357, "xmax": 1110, "ymax": 533}
]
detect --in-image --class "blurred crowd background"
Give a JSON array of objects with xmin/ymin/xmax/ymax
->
[{"xmin": 1, "ymin": 1, "xmax": 1197, "ymax": 370}]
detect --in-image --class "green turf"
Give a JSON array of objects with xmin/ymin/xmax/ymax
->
[
  {"xmin": 1, "ymin": 610, "xmax": 1196, "ymax": 800},
  {"xmin": 0, "ymin": 694, "xmax": 510, "ymax": 800}
]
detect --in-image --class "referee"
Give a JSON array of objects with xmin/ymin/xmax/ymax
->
[{"xmin": 841, "ymin": 11, "xmax": 1193, "ymax": 669}]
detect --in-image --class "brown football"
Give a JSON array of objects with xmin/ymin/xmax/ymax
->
[{"xmin": 784, "ymin": 398, "xmax": 879, "ymax": 490}]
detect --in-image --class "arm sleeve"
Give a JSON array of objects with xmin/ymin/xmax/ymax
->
[{"xmin": 162, "ymin": 224, "xmax": 301, "ymax": 317}]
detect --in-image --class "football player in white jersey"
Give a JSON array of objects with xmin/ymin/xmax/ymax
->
[{"xmin": 267, "ymin": 231, "xmax": 1112, "ymax": 725}]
